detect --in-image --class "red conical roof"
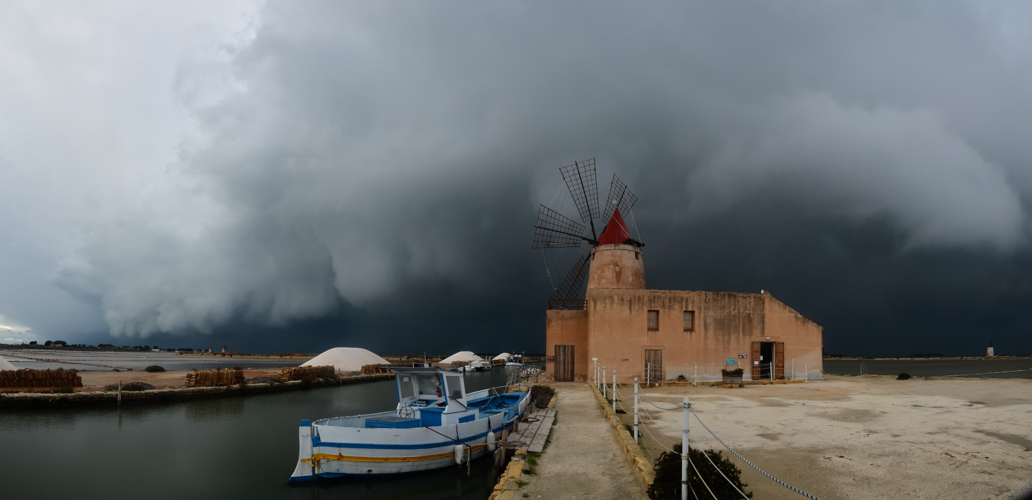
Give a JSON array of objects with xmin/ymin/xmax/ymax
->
[{"xmin": 597, "ymin": 208, "xmax": 633, "ymax": 246}]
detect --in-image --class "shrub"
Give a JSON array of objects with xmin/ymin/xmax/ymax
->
[
  {"xmin": 104, "ymin": 382, "xmax": 156, "ymax": 392},
  {"xmin": 897, "ymin": 373, "xmax": 911, "ymax": 380},
  {"xmin": 720, "ymin": 368, "xmax": 744, "ymax": 377},
  {"xmin": 648, "ymin": 443, "xmax": 752, "ymax": 499},
  {"xmin": 531, "ymin": 385, "xmax": 555, "ymax": 408},
  {"xmin": 144, "ymin": 365, "xmax": 165, "ymax": 372}
]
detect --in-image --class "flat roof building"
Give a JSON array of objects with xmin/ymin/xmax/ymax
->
[{"xmin": 545, "ymin": 240, "xmax": 824, "ymax": 384}]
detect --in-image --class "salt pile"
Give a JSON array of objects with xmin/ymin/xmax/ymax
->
[
  {"xmin": 439, "ymin": 351, "xmax": 482, "ymax": 367},
  {"xmin": 493, "ymin": 352, "xmax": 511, "ymax": 362},
  {"xmin": 0, "ymin": 355, "xmax": 17, "ymax": 371},
  {"xmin": 301, "ymin": 347, "xmax": 388, "ymax": 372}
]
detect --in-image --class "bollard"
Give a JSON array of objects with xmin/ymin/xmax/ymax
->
[
  {"xmin": 633, "ymin": 377, "xmax": 639, "ymax": 444},
  {"xmin": 117, "ymin": 380, "xmax": 122, "ymax": 406},
  {"xmin": 682, "ymin": 396, "xmax": 691, "ymax": 500},
  {"xmin": 612, "ymin": 371, "xmax": 617, "ymax": 413}
]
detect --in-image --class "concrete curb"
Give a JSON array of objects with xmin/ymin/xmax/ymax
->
[
  {"xmin": 488, "ymin": 448, "xmax": 528, "ymax": 500},
  {"xmin": 0, "ymin": 374, "xmax": 393, "ymax": 409},
  {"xmin": 591, "ymin": 384, "xmax": 655, "ymax": 490},
  {"xmin": 488, "ymin": 386, "xmax": 557, "ymax": 500}
]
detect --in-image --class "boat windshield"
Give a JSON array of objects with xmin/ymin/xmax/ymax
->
[
  {"xmin": 398, "ymin": 375, "xmax": 415, "ymax": 399},
  {"xmin": 415, "ymin": 373, "xmax": 442, "ymax": 398}
]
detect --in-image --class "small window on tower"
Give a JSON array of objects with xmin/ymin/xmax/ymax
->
[
  {"xmin": 683, "ymin": 311, "xmax": 695, "ymax": 332},
  {"xmin": 647, "ymin": 310, "xmax": 659, "ymax": 331}
]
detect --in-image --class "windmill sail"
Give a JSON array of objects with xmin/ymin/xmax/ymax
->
[
  {"xmin": 548, "ymin": 254, "xmax": 590, "ymax": 310},
  {"xmin": 533, "ymin": 205, "xmax": 590, "ymax": 248},
  {"xmin": 559, "ymin": 159, "xmax": 600, "ymax": 240},
  {"xmin": 602, "ymin": 174, "xmax": 637, "ymax": 225}
]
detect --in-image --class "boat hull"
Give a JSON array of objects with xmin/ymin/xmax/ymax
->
[{"xmin": 289, "ymin": 390, "xmax": 529, "ymax": 482}]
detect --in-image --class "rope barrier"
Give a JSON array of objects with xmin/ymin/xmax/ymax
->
[
  {"xmin": 691, "ymin": 408, "xmax": 822, "ymax": 500},
  {"xmin": 690, "ymin": 436, "xmax": 750, "ymax": 500},
  {"xmin": 687, "ymin": 452, "xmax": 719, "ymax": 500}
]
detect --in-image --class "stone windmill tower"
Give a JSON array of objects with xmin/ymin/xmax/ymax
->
[{"xmin": 533, "ymin": 158, "xmax": 644, "ymax": 309}]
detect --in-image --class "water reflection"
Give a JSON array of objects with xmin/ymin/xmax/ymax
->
[{"xmin": 0, "ymin": 368, "xmax": 519, "ymax": 500}]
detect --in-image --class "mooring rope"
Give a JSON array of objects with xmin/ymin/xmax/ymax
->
[{"xmin": 691, "ymin": 408, "xmax": 822, "ymax": 500}]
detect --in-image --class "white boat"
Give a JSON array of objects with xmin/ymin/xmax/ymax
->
[
  {"xmin": 469, "ymin": 359, "xmax": 492, "ymax": 371},
  {"xmin": 288, "ymin": 367, "xmax": 530, "ymax": 482}
]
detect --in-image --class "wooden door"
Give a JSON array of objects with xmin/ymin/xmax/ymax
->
[
  {"xmin": 775, "ymin": 342, "xmax": 785, "ymax": 380},
  {"xmin": 554, "ymin": 345, "xmax": 575, "ymax": 382},
  {"xmin": 751, "ymin": 342, "xmax": 761, "ymax": 380},
  {"xmin": 644, "ymin": 349, "xmax": 663, "ymax": 382}
]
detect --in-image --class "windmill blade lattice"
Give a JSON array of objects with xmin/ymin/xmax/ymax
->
[
  {"xmin": 533, "ymin": 205, "xmax": 588, "ymax": 249},
  {"xmin": 548, "ymin": 254, "xmax": 590, "ymax": 310},
  {"xmin": 559, "ymin": 159, "xmax": 600, "ymax": 239},
  {"xmin": 602, "ymin": 174, "xmax": 638, "ymax": 224}
]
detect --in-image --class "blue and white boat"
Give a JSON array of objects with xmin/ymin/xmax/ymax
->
[{"xmin": 288, "ymin": 367, "xmax": 530, "ymax": 482}]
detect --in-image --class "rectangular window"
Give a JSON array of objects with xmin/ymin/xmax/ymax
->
[
  {"xmin": 683, "ymin": 311, "xmax": 695, "ymax": 332},
  {"xmin": 647, "ymin": 310, "xmax": 659, "ymax": 331}
]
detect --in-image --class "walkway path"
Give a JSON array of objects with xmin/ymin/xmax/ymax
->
[{"xmin": 519, "ymin": 383, "xmax": 648, "ymax": 500}]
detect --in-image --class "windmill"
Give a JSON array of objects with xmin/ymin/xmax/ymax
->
[{"xmin": 533, "ymin": 158, "xmax": 642, "ymax": 309}]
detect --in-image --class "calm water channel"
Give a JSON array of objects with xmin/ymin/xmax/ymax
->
[{"xmin": 0, "ymin": 369, "xmax": 517, "ymax": 500}]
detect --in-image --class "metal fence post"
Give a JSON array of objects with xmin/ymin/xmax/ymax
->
[
  {"xmin": 770, "ymin": 362, "xmax": 773, "ymax": 382},
  {"xmin": 682, "ymin": 396, "xmax": 691, "ymax": 500},
  {"xmin": 646, "ymin": 362, "xmax": 650, "ymax": 387},
  {"xmin": 634, "ymin": 377, "xmax": 639, "ymax": 444},
  {"xmin": 602, "ymin": 368, "xmax": 606, "ymax": 398},
  {"xmin": 612, "ymin": 370, "xmax": 617, "ymax": 413}
]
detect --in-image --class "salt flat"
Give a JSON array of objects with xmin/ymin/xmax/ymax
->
[{"xmin": 623, "ymin": 375, "xmax": 1032, "ymax": 500}]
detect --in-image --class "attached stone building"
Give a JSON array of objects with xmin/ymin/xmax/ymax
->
[{"xmin": 545, "ymin": 241, "xmax": 824, "ymax": 383}]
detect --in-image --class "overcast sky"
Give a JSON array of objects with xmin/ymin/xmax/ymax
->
[{"xmin": 2, "ymin": 1, "xmax": 1032, "ymax": 356}]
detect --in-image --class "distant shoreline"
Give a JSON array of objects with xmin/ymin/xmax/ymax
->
[{"xmin": 0, "ymin": 373, "xmax": 393, "ymax": 410}]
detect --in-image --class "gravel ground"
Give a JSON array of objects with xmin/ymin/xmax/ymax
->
[
  {"xmin": 625, "ymin": 375, "xmax": 1032, "ymax": 500},
  {"xmin": 519, "ymin": 383, "xmax": 648, "ymax": 500}
]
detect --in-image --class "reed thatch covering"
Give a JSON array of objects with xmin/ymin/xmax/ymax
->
[
  {"xmin": 184, "ymin": 369, "xmax": 244, "ymax": 387},
  {"xmin": 0, "ymin": 368, "xmax": 82, "ymax": 388},
  {"xmin": 281, "ymin": 365, "xmax": 336, "ymax": 381}
]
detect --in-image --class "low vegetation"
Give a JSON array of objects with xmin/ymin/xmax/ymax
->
[
  {"xmin": 144, "ymin": 365, "xmax": 165, "ymax": 373},
  {"xmin": 648, "ymin": 443, "xmax": 752, "ymax": 499},
  {"xmin": 530, "ymin": 385, "xmax": 554, "ymax": 408},
  {"xmin": 897, "ymin": 372, "xmax": 912, "ymax": 380}
]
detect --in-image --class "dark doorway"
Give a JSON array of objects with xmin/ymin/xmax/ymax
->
[
  {"xmin": 760, "ymin": 342, "xmax": 774, "ymax": 379},
  {"xmin": 555, "ymin": 345, "xmax": 575, "ymax": 382}
]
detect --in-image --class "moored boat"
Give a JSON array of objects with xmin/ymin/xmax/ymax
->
[{"xmin": 288, "ymin": 367, "xmax": 529, "ymax": 482}]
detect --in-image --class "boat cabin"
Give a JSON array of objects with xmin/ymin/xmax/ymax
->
[{"xmin": 390, "ymin": 367, "xmax": 475, "ymax": 427}]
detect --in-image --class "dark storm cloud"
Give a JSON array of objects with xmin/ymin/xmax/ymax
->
[{"xmin": 11, "ymin": 1, "xmax": 1031, "ymax": 354}]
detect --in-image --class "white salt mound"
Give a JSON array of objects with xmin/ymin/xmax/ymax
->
[
  {"xmin": 439, "ymin": 351, "xmax": 482, "ymax": 366},
  {"xmin": 301, "ymin": 347, "xmax": 388, "ymax": 372},
  {"xmin": 0, "ymin": 355, "xmax": 17, "ymax": 371},
  {"xmin": 493, "ymin": 352, "xmax": 511, "ymax": 361}
]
